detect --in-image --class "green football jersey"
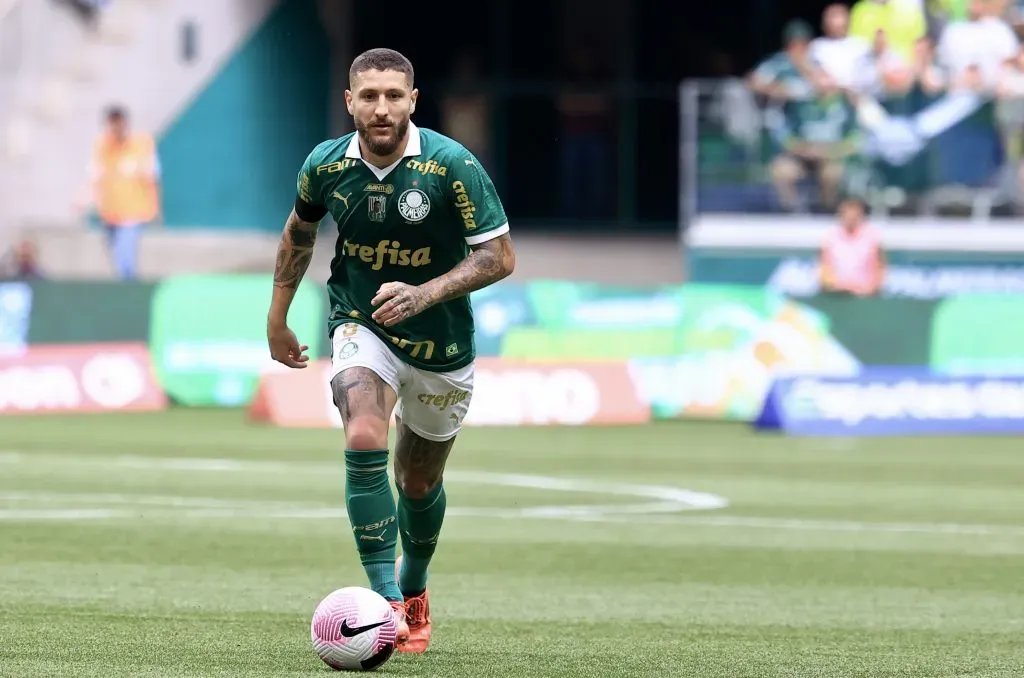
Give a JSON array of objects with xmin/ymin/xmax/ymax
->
[{"xmin": 296, "ymin": 123, "xmax": 509, "ymax": 372}]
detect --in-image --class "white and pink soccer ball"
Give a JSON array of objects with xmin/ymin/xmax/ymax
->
[{"xmin": 311, "ymin": 587, "xmax": 398, "ymax": 671}]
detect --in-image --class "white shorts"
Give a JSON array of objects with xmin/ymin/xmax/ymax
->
[{"xmin": 329, "ymin": 322, "xmax": 473, "ymax": 442}]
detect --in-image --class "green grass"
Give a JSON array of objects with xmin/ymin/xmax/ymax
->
[{"xmin": 1, "ymin": 410, "xmax": 1023, "ymax": 677}]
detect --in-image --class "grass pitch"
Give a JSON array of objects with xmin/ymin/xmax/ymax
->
[{"xmin": 1, "ymin": 410, "xmax": 1022, "ymax": 677}]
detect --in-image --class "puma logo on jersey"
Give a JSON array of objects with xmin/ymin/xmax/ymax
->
[{"xmin": 332, "ymin": 192, "xmax": 352, "ymax": 210}]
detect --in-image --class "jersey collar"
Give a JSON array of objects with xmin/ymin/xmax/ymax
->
[
  {"xmin": 344, "ymin": 122, "xmax": 421, "ymax": 160},
  {"xmin": 344, "ymin": 122, "xmax": 420, "ymax": 181}
]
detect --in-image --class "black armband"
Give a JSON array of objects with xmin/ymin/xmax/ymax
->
[{"xmin": 294, "ymin": 195, "xmax": 328, "ymax": 223}]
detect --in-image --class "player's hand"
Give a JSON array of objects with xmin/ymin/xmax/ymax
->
[
  {"xmin": 371, "ymin": 282, "xmax": 431, "ymax": 328},
  {"xmin": 267, "ymin": 322, "xmax": 310, "ymax": 369}
]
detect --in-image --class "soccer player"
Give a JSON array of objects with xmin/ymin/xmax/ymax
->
[{"xmin": 265, "ymin": 48, "xmax": 515, "ymax": 654}]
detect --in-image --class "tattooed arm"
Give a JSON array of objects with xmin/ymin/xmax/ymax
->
[
  {"xmin": 267, "ymin": 208, "xmax": 321, "ymax": 367},
  {"xmin": 270, "ymin": 208, "xmax": 320, "ymax": 310},
  {"xmin": 421, "ymin": 233, "xmax": 516, "ymax": 304},
  {"xmin": 371, "ymin": 233, "xmax": 515, "ymax": 328}
]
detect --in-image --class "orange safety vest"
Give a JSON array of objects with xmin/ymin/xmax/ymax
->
[
  {"xmin": 822, "ymin": 223, "xmax": 882, "ymax": 291},
  {"xmin": 93, "ymin": 131, "xmax": 159, "ymax": 226}
]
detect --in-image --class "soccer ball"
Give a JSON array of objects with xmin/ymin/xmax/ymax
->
[{"xmin": 310, "ymin": 587, "xmax": 398, "ymax": 671}]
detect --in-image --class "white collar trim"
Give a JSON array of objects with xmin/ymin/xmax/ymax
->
[
  {"xmin": 344, "ymin": 122, "xmax": 421, "ymax": 159},
  {"xmin": 344, "ymin": 122, "xmax": 421, "ymax": 181}
]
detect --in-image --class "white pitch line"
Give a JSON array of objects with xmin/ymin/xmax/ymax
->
[
  {"xmin": 0, "ymin": 509, "xmax": 128, "ymax": 521},
  {"xmin": 570, "ymin": 513, "xmax": 1024, "ymax": 536},
  {"xmin": 7, "ymin": 453, "xmax": 1022, "ymax": 536},
  {"xmin": 446, "ymin": 471, "xmax": 726, "ymax": 511},
  {"xmin": 0, "ymin": 491, "xmax": 323, "ymax": 510},
  {"xmin": 1, "ymin": 504, "xmax": 1022, "ymax": 538},
  {"xmin": 0, "ymin": 451, "xmax": 730, "ymax": 514},
  {"xmin": 0, "ymin": 504, "xmax": 685, "ymax": 522}
]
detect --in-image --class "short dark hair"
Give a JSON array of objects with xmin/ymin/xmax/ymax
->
[
  {"xmin": 349, "ymin": 48, "xmax": 414, "ymax": 87},
  {"xmin": 839, "ymin": 195, "xmax": 867, "ymax": 213},
  {"xmin": 105, "ymin": 105, "xmax": 127, "ymax": 122}
]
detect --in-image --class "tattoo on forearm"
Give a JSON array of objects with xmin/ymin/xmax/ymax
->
[
  {"xmin": 273, "ymin": 211, "xmax": 319, "ymax": 289},
  {"xmin": 423, "ymin": 234, "xmax": 514, "ymax": 306}
]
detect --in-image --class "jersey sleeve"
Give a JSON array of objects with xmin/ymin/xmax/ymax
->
[
  {"xmin": 296, "ymin": 145, "xmax": 326, "ymax": 206},
  {"xmin": 294, "ymin": 142, "xmax": 331, "ymax": 222},
  {"xmin": 446, "ymin": 147, "xmax": 509, "ymax": 246}
]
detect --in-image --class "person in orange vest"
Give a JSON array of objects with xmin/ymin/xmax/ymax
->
[
  {"xmin": 88, "ymin": 105, "xmax": 162, "ymax": 280},
  {"xmin": 819, "ymin": 197, "xmax": 887, "ymax": 296}
]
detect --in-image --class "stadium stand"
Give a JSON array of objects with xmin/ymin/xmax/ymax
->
[{"xmin": 687, "ymin": 0, "xmax": 1024, "ymax": 220}]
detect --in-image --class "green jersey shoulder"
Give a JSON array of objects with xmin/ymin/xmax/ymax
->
[
  {"xmin": 297, "ymin": 127, "xmax": 508, "ymax": 241},
  {"xmin": 294, "ymin": 124, "xmax": 509, "ymax": 372}
]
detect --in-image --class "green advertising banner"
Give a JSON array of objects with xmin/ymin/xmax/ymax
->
[
  {"xmin": 26, "ymin": 281, "xmax": 156, "ymax": 345},
  {"xmin": 931, "ymin": 295, "xmax": 1024, "ymax": 375},
  {"xmin": 507, "ymin": 281, "xmax": 786, "ymax": 361},
  {"xmin": 623, "ymin": 288, "xmax": 861, "ymax": 421},
  {"xmin": 473, "ymin": 280, "xmax": 955, "ymax": 421},
  {"xmin": 484, "ymin": 281, "xmax": 864, "ymax": 420},
  {"xmin": 149, "ymin": 274, "xmax": 327, "ymax": 406},
  {"xmin": 25, "ymin": 274, "xmax": 1017, "ymax": 421},
  {"xmin": 800, "ymin": 295, "xmax": 937, "ymax": 367}
]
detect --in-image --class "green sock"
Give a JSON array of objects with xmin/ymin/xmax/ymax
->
[
  {"xmin": 345, "ymin": 449, "xmax": 402, "ymax": 602},
  {"xmin": 397, "ymin": 482, "xmax": 446, "ymax": 597}
]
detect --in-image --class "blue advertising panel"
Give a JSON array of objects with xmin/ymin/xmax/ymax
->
[{"xmin": 756, "ymin": 368, "xmax": 1024, "ymax": 436}]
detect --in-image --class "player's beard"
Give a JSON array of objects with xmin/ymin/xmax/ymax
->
[{"xmin": 356, "ymin": 116, "xmax": 409, "ymax": 157}]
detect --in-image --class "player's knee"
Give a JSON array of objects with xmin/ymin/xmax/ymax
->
[
  {"xmin": 396, "ymin": 474, "xmax": 441, "ymax": 500},
  {"xmin": 344, "ymin": 416, "xmax": 389, "ymax": 451}
]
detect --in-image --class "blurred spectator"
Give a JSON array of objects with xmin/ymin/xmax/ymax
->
[
  {"xmin": 819, "ymin": 197, "xmax": 886, "ymax": 296},
  {"xmin": 440, "ymin": 52, "xmax": 493, "ymax": 170},
  {"xmin": 997, "ymin": 45, "xmax": 1024, "ymax": 95},
  {"xmin": 748, "ymin": 20, "xmax": 816, "ymax": 101},
  {"xmin": 1004, "ymin": 0, "xmax": 1024, "ymax": 39},
  {"xmin": 556, "ymin": 45, "xmax": 614, "ymax": 220},
  {"xmin": 937, "ymin": 0, "xmax": 1019, "ymax": 93},
  {"xmin": 707, "ymin": 51, "xmax": 762, "ymax": 150},
  {"xmin": 926, "ymin": 0, "xmax": 965, "ymax": 35},
  {"xmin": 871, "ymin": 35, "xmax": 948, "ymax": 96},
  {"xmin": 54, "ymin": 0, "xmax": 111, "ymax": 28},
  {"xmin": 852, "ymin": 27, "xmax": 918, "ymax": 95},
  {"xmin": 907, "ymin": 36, "xmax": 949, "ymax": 94},
  {"xmin": 84, "ymin": 105, "xmax": 162, "ymax": 281},
  {"xmin": 850, "ymin": 0, "xmax": 928, "ymax": 64},
  {"xmin": 811, "ymin": 4, "xmax": 872, "ymax": 90},
  {"xmin": 0, "ymin": 237, "xmax": 44, "ymax": 280},
  {"xmin": 769, "ymin": 71, "xmax": 861, "ymax": 212},
  {"xmin": 997, "ymin": 46, "xmax": 1024, "ymax": 205}
]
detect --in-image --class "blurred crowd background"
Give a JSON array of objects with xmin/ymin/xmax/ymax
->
[
  {"xmin": 700, "ymin": 0, "xmax": 1024, "ymax": 218},
  {"xmin": 0, "ymin": 0, "xmax": 1022, "ymax": 281}
]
